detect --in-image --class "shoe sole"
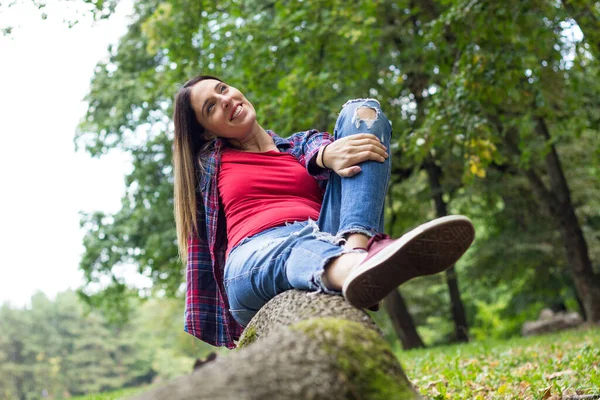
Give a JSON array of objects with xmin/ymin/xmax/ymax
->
[{"xmin": 342, "ymin": 215, "xmax": 475, "ymax": 309}]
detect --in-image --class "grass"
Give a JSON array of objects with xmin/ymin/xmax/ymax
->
[
  {"xmin": 66, "ymin": 326, "xmax": 599, "ymax": 400},
  {"xmin": 397, "ymin": 325, "xmax": 600, "ymax": 400},
  {"xmin": 66, "ymin": 386, "xmax": 148, "ymax": 400}
]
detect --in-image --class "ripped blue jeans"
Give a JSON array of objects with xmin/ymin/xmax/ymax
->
[{"xmin": 223, "ymin": 99, "xmax": 392, "ymax": 327}]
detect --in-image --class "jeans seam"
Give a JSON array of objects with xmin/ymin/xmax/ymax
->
[
  {"xmin": 224, "ymin": 257, "xmax": 278, "ymax": 285},
  {"xmin": 336, "ymin": 227, "xmax": 378, "ymax": 241}
]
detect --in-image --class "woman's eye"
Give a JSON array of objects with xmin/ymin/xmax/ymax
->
[
  {"xmin": 208, "ymin": 103, "xmax": 215, "ymax": 113},
  {"xmin": 220, "ymin": 84, "xmax": 227, "ymax": 93}
]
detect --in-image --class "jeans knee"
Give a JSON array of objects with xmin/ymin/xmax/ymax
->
[{"xmin": 337, "ymin": 98, "xmax": 391, "ymax": 135}]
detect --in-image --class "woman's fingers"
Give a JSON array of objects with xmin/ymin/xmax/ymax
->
[
  {"xmin": 327, "ymin": 134, "xmax": 388, "ymax": 172},
  {"xmin": 363, "ymin": 143, "xmax": 388, "ymax": 158},
  {"xmin": 349, "ymin": 138, "xmax": 387, "ymax": 155},
  {"xmin": 349, "ymin": 133, "xmax": 381, "ymax": 142},
  {"xmin": 332, "ymin": 146, "xmax": 387, "ymax": 171},
  {"xmin": 355, "ymin": 150, "xmax": 386, "ymax": 163},
  {"xmin": 345, "ymin": 148, "xmax": 386, "ymax": 165},
  {"xmin": 334, "ymin": 150, "xmax": 384, "ymax": 177},
  {"xmin": 337, "ymin": 166, "xmax": 362, "ymax": 177},
  {"xmin": 348, "ymin": 135, "xmax": 386, "ymax": 147}
]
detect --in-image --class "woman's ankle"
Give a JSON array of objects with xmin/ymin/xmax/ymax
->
[
  {"xmin": 322, "ymin": 252, "xmax": 366, "ymax": 290},
  {"xmin": 344, "ymin": 233, "xmax": 370, "ymax": 250}
]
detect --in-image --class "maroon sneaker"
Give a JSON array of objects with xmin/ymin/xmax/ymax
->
[{"xmin": 342, "ymin": 215, "xmax": 475, "ymax": 309}]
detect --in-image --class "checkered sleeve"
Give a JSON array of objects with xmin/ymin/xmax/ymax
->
[{"xmin": 288, "ymin": 129, "xmax": 333, "ymax": 182}]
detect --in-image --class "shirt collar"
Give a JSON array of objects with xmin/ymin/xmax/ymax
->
[{"xmin": 266, "ymin": 130, "xmax": 292, "ymax": 149}]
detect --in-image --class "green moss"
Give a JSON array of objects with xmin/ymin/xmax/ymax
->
[
  {"xmin": 237, "ymin": 326, "xmax": 258, "ymax": 348},
  {"xmin": 292, "ymin": 318, "xmax": 418, "ymax": 400}
]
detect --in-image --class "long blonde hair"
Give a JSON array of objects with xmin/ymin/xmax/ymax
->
[{"xmin": 173, "ymin": 75, "xmax": 222, "ymax": 262}]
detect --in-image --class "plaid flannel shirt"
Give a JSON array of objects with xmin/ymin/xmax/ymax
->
[{"xmin": 185, "ymin": 129, "xmax": 333, "ymax": 348}]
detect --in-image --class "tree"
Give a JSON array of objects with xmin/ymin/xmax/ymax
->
[
  {"xmin": 422, "ymin": 0, "xmax": 600, "ymax": 321},
  {"xmin": 0, "ymin": 291, "xmax": 156, "ymax": 399},
  {"xmin": 425, "ymin": 160, "xmax": 470, "ymax": 341},
  {"xmin": 0, "ymin": 304, "xmax": 33, "ymax": 400}
]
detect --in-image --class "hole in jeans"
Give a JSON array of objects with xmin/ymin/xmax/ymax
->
[
  {"xmin": 356, "ymin": 106, "xmax": 377, "ymax": 120},
  {"xmin": 352, "ymin": 106, "xmax": 379, "ymax": 129}
]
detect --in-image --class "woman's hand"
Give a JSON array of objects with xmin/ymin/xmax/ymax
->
[{"xmin": 318, "ymin": 134, "xmax": 388, "ymax": 177}]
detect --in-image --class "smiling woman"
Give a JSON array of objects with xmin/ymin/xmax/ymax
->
[{"xmin": 172, "ymin": 75, "xmax": 476, "ymax": 348}]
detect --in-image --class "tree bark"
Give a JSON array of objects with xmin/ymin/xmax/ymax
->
[
  {"xmin": 385, "ymin": 182, "xmax": 426, "ymax": 350},
  {"xmin": 575, "ymin": 291, "xmax": 588, "ymax": 320},
  {"xmin": 532, "ymin": 117, "xmax": 600, "ymax": 322},
  {"xmin": 424, "ymin": 160, "xmax": 470, "ymax": 342},
  {"xmin": 385, "ymin": 289, "xmax": 425, "ymax": 349},
  {"xmin": 134, "ymin": 291, "xmax": 421, "ymax": 400},
  {"xmin": 500, "ymin": 115, "xmax": 600, "ymax": 322}
]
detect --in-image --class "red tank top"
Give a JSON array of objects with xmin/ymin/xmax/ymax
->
[{"xmin": 218, "ymin": 148, "xmax": 323, "ymax": 256}]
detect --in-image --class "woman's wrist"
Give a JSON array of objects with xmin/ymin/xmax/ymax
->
[{"xmin": 318, "ymin": 143, "xmax": 331, "ymax": 169}]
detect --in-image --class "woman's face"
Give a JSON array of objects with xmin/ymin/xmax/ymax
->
[{"xmin": 189, "ymin": 79, "xmax": 257, "ymax": 140}]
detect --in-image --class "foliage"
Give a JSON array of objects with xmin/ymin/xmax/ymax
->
[
  {"xmin": 0, "ymin": 291, "xmax": 216, "ymax": 399},
  {"xmin": 0, "ymin": 291, "xmax": 155, "ymax": 398},
  {"xmin": 69, "ymin": 0, "xmax": 600, "ymax": 339},
  {"xmin": 400, "ymin": 326, "xmax": 600, "ymax": 399}
]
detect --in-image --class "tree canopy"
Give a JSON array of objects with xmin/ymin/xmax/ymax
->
[{"xmin": 74, "ymin": 0, "xmax": 600, "ymax": 338}]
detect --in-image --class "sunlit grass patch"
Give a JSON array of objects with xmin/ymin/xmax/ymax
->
[
  {"xmin": 66, "ymin": 386, "xmax": 147, "ymax": 400},
  {"xmin": 398, "ymin": 325, "xmax": 600, "ymax": 399}
]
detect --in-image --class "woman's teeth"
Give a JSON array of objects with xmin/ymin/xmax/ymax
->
[{"xmin": 232, "ymin": 105, "xmax": 242, "ymax": 120}]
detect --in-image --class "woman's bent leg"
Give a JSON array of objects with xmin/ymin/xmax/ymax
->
[
  {"xmin": 314, "ymin": 100, "xmax": 475, "ymax": 310},
  {"xmin": 317, "ymin": 99, "xmax": 392, "ymax": 239}
]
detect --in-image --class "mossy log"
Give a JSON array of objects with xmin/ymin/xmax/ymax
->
[{"xmin": 134, "ymin": 290, "xmax": 421, "ymax": 400}]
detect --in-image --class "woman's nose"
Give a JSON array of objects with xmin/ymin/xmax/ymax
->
[{"xmin": 221, "ymin": 94, "xmax": 232, "ymax": 109}]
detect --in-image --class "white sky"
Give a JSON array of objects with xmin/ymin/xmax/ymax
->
[{"xmin": 0, "ymin": 1, "xmax": 141, "ymax": 307}]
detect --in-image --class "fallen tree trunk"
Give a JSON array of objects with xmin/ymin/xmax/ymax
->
[{"xmin": 134, "ymin": 290, "xmax": 421, "ymax": 400}]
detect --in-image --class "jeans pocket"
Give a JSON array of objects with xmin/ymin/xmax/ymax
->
[
  {"xmin": 229, "ymin": 308, "xmax": 256, "ymax": 327},
  {"xmin": 228, "ymin": 236, "xmax": 251, "ymax": 257}
]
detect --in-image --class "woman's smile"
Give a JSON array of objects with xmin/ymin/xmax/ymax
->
[{"xmin": 230, "ymin": 104, "xmax": 243, "ymax": 121}]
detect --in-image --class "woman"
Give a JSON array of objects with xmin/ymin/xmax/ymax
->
[{"xmin": 173, "ymin": 75, "xmax": 475, "ymax": 349}]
